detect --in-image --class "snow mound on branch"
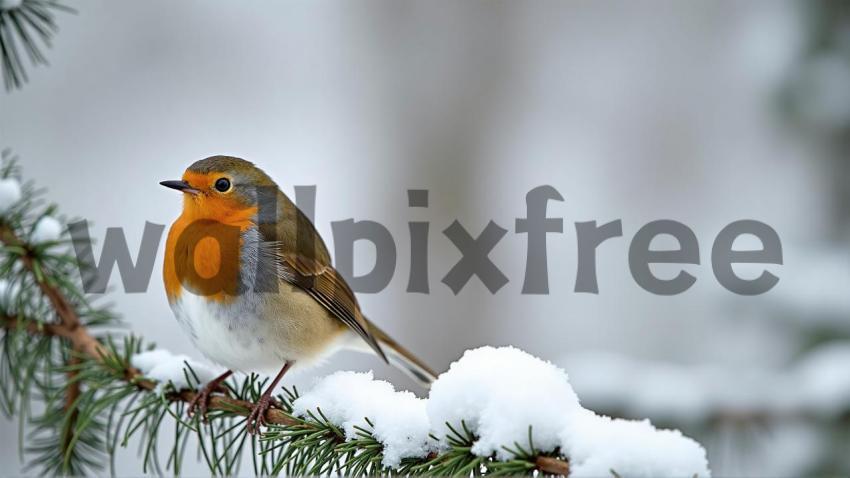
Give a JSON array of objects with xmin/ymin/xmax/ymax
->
[
  {"xmin": 428, "ymin": 346, "xmax": 581, "ymax": 460},
  {"xmin": 0, "ymin": 178, "xmax": 21, "ymax": 213},
  {"xmin": 31, "ymin": 216, "xmax": 63, "ymax": 244},
  {"xmin": 563, "ymin": 409, "xmax": 710, "ymax": 478},
  {"xmin": 131, "ymin": 349, "xmax": 222, "ymax": 392},
  {"xmin": 295, "ymin": 346, "xmax": 710, "ymax": 477},
  {"xmin": 292, "ymin": 371, "xmax": 433, "ymax": 468}
]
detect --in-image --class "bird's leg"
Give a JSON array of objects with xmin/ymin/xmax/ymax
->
[
  {"xmin": 246, "ymin": 360, "xmax": 295, "ymax": 435},
  {"xmin": 187, "ymin": 370, "xmax": 233, "ymax": 421}
]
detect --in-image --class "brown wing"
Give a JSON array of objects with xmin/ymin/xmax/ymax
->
[{"xmin": 278, "ymin": 252, "xmax": 388, "ymax": 362}]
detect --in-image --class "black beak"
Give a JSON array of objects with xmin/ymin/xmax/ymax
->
[{"xmin": 160, "ymin": 180, "xmax": 200, "ymax": 195}]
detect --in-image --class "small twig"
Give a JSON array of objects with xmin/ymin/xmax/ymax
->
[
  {"xmin": 1, "ymin": 313, "xmax": 300, "ymax": 427},
  {"xmin": 536, "ymin": 456, "xmax": 570, "ymax": 476},
  {"xmin": 0, "ymin": 224, "xmax": 104, "ymax": 358},
  {"xmin": 62, "ymin": 354, "xmax": 82, "ymax": 455},
  {"xmin": 0, "ymin": 311, "xmax": 102, "ymax": 359},
  {"xmin": 1, "ymin": 313, "xmax": 66, "ymax": 336},
  {"xmin": 0, "ymin": 225, "xmax": 81, "ymax": 328}
]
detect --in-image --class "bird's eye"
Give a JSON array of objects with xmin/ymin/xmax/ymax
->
[{"xmin": 214, "ymin": 178, "xmax": 231, "ymax": 192}]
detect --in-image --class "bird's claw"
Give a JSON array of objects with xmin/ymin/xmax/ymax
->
[
  {"xmin": 246, "ymin": 395, "xmax": 273, "ymax": 435},
  {"xmin": 187, "ymin": 383, "xmax": 229, "ymax": 422}
]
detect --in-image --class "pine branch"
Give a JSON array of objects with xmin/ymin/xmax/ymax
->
[
  {"xmin": 0, "ymin": 224, "xmax": 103, "ymax": 359},
  {"xmin": 1, "ymin": 225, "xmax": 83, "ymax": 329},
  {"xmin": 0, "ymin": 312, "xmax": 299, "ymax": 427},
  {"xmin": 3, "ymin": 303, "xmax": 572, "ymax": 476},
  {"xmin": 4, "ymin": 310, "xmax": 300, "ymax": 431}
]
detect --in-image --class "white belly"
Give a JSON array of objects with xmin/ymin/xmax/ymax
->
[
  {"xmin": 169, "ymin": 292, "xmax": 287, "ymax": 375},
  {"xmin": 169, "ymin": 291, "xmax": 349, "ymax": 375}
]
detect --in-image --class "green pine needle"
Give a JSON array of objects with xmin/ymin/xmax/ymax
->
[{"xmin": 0, "ymin": 0, "xmax": 74, "ymax": 91}]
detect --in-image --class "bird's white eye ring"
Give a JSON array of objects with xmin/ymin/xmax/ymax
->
[{"xmin": 214, "ymin": 177, "xmax": 231, "ymax": 193}]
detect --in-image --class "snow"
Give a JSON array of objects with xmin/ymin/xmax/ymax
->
[
  {"xmin": 793, "ymin": 342, "xmax": 850, "ymax": 417},
  {"xmin": 291, "ymin": 371, "xmax": 433, "ymax": 468},
  {"xmin": 131, "ymin": 349, "xmax": 223, "ymax": 393},
  {"xmin": 427, "ymin": 346, "xmax": 581, "ymax": 460},
  {"xmin": 292, "ymin": 346, "xmax": 710, "ymax": 476},
  {"xmin": 0, "ymin": 178, "xmax": 21, "ymax": 213},
  {"xmin": 30, "ymin": 216, "xmax": 63, "ymax": 244},
  {"xmin": 562, "ymin": 410, "xmax": 709, "ymax": 478}
]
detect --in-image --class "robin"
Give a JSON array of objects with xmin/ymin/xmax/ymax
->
[{"xmin": 161, "ymin": 155, "xmax": 436, "ymax": 433}]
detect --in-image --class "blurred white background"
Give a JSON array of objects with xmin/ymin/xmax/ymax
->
[{"xmin": 2, "ymin": 0, "xmax": 849, "ymax": 475}]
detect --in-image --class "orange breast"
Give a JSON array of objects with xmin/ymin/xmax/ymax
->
[{"xmin": 164, "ymin": 199, "xmax": 258, "ymax": 304}]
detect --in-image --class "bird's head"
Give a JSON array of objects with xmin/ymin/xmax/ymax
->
[{"xmin": 161, "ymin": 155, "xmax": 277, "ymax": 224}]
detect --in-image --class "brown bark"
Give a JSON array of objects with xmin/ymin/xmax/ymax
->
[{"xmin": 536, "ymin": 455, "xmax": 571, "ymax": 476}]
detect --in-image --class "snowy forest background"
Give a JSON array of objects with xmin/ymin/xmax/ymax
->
[{"xmin": 2, "ymin": 1, "xmax": 850, "ymax": 475}]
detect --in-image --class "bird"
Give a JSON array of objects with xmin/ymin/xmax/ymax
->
[{"xmin": 161, "ymin": 155, "xmax": 436, "ymax": 433}]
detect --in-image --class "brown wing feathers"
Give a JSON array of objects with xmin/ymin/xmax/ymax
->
[
  {"xmin": 279, "ymin": 253, "xmax": 388, "ymax": 363},
  {"xmin": 262, "ymin": 193, "xmax": 389, "ymax": 363}
]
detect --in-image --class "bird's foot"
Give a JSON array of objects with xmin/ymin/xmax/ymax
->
[
  {"xmin": 246, "ymin": 361, "xmax": 293, "ymax": 435},
  {"xmin": 246, "ymin": 393, "xmax": 274, "ymax": 435},
  {"xmin": 187, "ymin": 371, "xmax": 232, "ymax": 422}
]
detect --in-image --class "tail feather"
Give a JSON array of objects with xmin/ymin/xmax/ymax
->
[{"xmin": 363, "ymin": 319, "xmax": 438, "ymax": 387}]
